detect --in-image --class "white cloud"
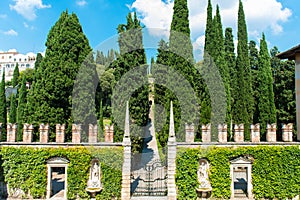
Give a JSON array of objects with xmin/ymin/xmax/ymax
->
[
  {"xmin": 23, "ymin": 22, "xmax": 35, "ymax": 30},
  {"xmin": 3, "ymin": 29, "xmax": 18, "ymax": 36},
  {"xmin": 129, "ymin": 0, "xmax": 174, "ymax": 37},
  {"xmin": 0, "ymin": 14, "xmax": 7, "ymax": 19},
  {"xmin": 130, "ymin": 0, "xmax": 292, "ymax": 37},
  {"xmin": 76, "ymin": 0, "xmax": 87, "ymax": 7},
  {"xmin": 9, "ymin": 0, "xmax": 51, "ymax": 21}
]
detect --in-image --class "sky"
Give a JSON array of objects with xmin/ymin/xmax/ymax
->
[{"xmin": 0, "ymin": 0, "xmax": 299, "ymax": 62}]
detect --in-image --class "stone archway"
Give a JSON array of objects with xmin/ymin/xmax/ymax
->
[{"xmin": 46, "ymin": 157, "xmax": 69, "ymax": 200}]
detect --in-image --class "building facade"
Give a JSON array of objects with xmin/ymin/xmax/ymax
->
[{"xmin": 0, "ymin": 49, "xmax": 36, "ymax": 82}]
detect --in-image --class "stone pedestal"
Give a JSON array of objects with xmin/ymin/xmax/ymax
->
[
  {"xmin": 72, "ymin": 124, "xmax": 82, "ymax": 144},
  {"xmin": 202, "ymin": 124, "xmax": 211, "ymax": 143},
  {"xmin": 56, "ymin": 124, "xmax": 65, "ymax": 143},
  {"xmin": 39, "ymin": 124, "xmax": 49, "ymax": 143},
  {"xmin": 234, "ymin": 124, "xmax": 244, "ymax": 142},
  {"xmin": 23, "ymin": 124, "xmax": 33, "ymax": 143},
  {"xmin": 88, "ymin": 124, "xmax": 98, "ymax": 143},
  {"xmin": 185, "ymin": 123, "xmax": 194, "ymax": 143},
  {"xmin": 7, "ymin": 123, "xmax": 17, "ymax": 142},
  {"xmin": 250, "ymin": 124, "xmax": 260, "ymax": 143},
  {"xmin": 104, "ymin": 125, "xmax": 114, "ymax": 143},
  {"xmin": 218, "ymin": 124, "xmax": 227, "ymax": 143},
  {"xmin": 266, "ymin": 123, "xmax": 277, "ymax": 142},
  {"xmin": 282, "ymin": 123, "xmax": 293, "ymax": 142}
]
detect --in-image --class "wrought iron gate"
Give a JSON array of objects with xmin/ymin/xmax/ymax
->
[{"xmin": 131, "ymin": 159, "xmax": 167, "ymax": 196}]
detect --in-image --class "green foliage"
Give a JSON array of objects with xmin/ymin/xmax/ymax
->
[
  {"xmin": 232, "ymin": 0, "xmax": 253, "ymax": 140},
  {"xmin": 0, "ymin": 72, "xmax": 7, "ymax": 141},
  {"xmin": 19, "ymin": 68, "xmax": 35, "ymax": 85},
  {"xmin": 257, "ymin": 34, "xmax": 276, "ymax": 138},
  {"xmin": 177, "ymin": 146, "xmax": 300, "ymax": 199},
  {"xmin": 17, "ymin": 77, "xmax": 27, "ymax": 141},
  {"xmin": 9, "ymin": 94, "xmax": 17, "ymax": 123},
  {"xmin": 25, "ymin": 11, "xmax": 92, "ymax": 140},
  {"xmin": 0, "ymin": 147, "xmax": 122, "ymax": 199},
  {"xmin": 12, "ymin": 63, "xmax": 19, "ymax": 87}
]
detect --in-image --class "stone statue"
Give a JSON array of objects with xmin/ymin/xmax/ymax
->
[
  {"xmin": 197, "ymin": 159, "xmax": 212, "ymax": 190},
  {"xmin": 86, "ymin": 160, "xmax": 102, "ymax": 196},
  {"xmin": 92, "ymin": 162, "xmax": 99, "ymax": 182}
]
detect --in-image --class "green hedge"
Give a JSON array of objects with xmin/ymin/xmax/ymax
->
[
  {"xmin": 176, "ymin": 146, "xmax": 300, "ymax": 199},
  {"xmin": 0, "ymin": 147, "xmax": 123, "ymax": 199}
]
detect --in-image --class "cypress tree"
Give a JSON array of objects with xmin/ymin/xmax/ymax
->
[
  {"xmin": 233, "ymin": 0, "xmax": 253, "ymax": 140},
  {"xmin": 34, "ymin": 53, "xmax": 43, "ymax": 81},
  {"xmin": 12, "ymin": 63, "xmax": 19, "ymax": 87},
  {"xmin": 0, "ymin": 72, "xmax": 7, "ymax": 141},
  {"xmin": 17, "ymin": 76, "xmax": 27, "ymax": 141},
  {"xmin": 111, "ymin": 12, "xmax": 149, "ymax": 149},
  {"xmin": 257, "ymin": 34, "xmax": 276, "ymax": 139},
  {"xmin": 26, "ymin": 11, "xmax": 92, "ymax": 140},
  {"xmin": 9, "ymin": 94, "xmax": 17, "ymax": 123},
  {"xmin": 249, "ymin": 40, "xmax": 259, "ymax": 124},
  {"xmin": 204, "ymin": 0, "xmax": 213, "ymax": 53},
  {"xmin": 99, "ymin": 99, "xmax": 104, "ymax": 138}
]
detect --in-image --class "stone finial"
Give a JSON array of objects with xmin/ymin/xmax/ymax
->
[
  {"xmin": 23, "ymin": 123, "xmax": 34, "ymax": 143},
  {"xmin": 266, "ymin": 123, "xmax": 277, "ymax": 142},
  {"xmin": 185, "ymin": 123, "xmax": 194, "ymax": 143},
  {"xmin": 169, "ymin": 101, "xmax": 176, "ymax": 142},
  {"xmin": 218, "ymin": 124, "xmax": 227, "ymax": 143},
  {"xmin": 234, "ymin": 124, "xmax": 244, "ymax": 142},
  {"xmin": 7, "ymin": 123, "xmax": 17, "ymax": 142},
  {"xmin": 202, "ymin": 124, "xmax": 211, "ymax": 143},
  {"xmin": 250, "ymin": 124, "xmax": 260, "ymax": 143},
  {"xmin": 104, "ymin": 124, "xmax": 114, "ymax": 143},
  {"xmin": 124, "ymin": 101, "xmax": 130, "ymax": 138},
  {"xmin": 39, "ymin": 123, "xmax": 49, "ymax": 143},
  {"xmin": 88, "ymin": 124, "xmax": 98, "ymax": 143},
  {"xmin": 56, "ymin": 124, "xmax": 65, "ymax": 143},
  {"xmin": 72, "ymin": 124, "xmax": 82, "ymax": 144},
  {"xmin": 282, "ymin": 123, "xmax": 293, "ymax": 142}
]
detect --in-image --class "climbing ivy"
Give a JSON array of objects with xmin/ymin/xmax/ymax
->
[
  {"xmin": 176, "ymin": 146, "xmax": 300, "ymax": 199},
  {"xmin": 0, "ymin": 147, "xmax": 122, "ymax": 199}
]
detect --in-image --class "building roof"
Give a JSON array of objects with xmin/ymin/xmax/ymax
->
[{"xmin": 276, "ymin": 44, "xmax": 300, "ymax": 60}]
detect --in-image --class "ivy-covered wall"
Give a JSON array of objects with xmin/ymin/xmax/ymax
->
[
  {"xmin": 176, "ymin": 146, "xmax": 300, "ymax": 200},
  {"xmin": 0, "ymin": 147, "xmax": 123, "ymax": 200}
]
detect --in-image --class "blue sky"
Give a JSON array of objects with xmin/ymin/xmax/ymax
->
[{"xmin": 0, "ymin": 0, "xmax": 299, "ymax": 62}]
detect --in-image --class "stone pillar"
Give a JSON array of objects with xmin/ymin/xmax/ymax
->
[
  {"xmin": 104, "ymin": 124, "xmax": 114, "ymax": 143},
  {"xmin": 185, "ymin": 123, "xmax": 194, "ymax": 143},
  {"xmin": 56, "ymin": 124, "xmax": 65, "ymax": 143},
  {"xmin": 88, "ymin": 124, "xmax": 98, "ymax": 143},
  {"xmin": 234, "ymin": 124, "xmax": 244, "ymax": 142},
  {"xmin": 296, "ymin": 53, "xmax": 300, "ymax": 141},
  {"xmin": 23, "ymin": 124, "xmax": 33, "ymax": 143},
  {"xmin": 72, "ymin": 124, "xmax": 82, "ymax": 144},
  {"xmin": 39, "ymin": 123, "xmax": 49, "ymax": 143},
  {"xmin": 7, "ymin": 123, "xmax": 17, "ymax": 142},
  {"xmin": 121, "ymin": 102, "xmax": 131, "ymax": 200},
  {"xmin": 266, "ymin": 123, "xmax": 277, "ymax": 142},
  {"xmin": 250, "ymin": 124, "xmax": 260, "ymax": 143},
  {"xmin": 201, "ymin": 124, "xmax": 211, "ymax": 143},
  {"xmin": 282, "ymin": 123, "xmax": 293, "ymax": 142},
  {"xmin": 167, "ymin": 102, "xmax": 177, "ymax": 200},
  {"xmin": 218, "ymin": 124, "xmax": 227, "ymax": 143}
]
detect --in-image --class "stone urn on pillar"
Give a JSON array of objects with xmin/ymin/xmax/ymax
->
[
  {"xmin": 196, "ymin": 159, "xmax": 212, "ymax": 199},
  {"xmin": 86, "ymin": 159, "xmax": 102, "ymax": 199}
]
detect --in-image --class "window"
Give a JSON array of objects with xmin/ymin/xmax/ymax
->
[{"xmin": 26, "ymin": 64, "xmax": 30, "ymax": 68}]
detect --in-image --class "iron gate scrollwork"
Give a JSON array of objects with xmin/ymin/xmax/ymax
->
[{"xmin": 131, "ymin": 159, "xmax": 167, "ymax": 196}]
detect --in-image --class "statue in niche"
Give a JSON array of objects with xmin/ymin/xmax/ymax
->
[
  {"xmin": 197, "ymin": 159, "xmax": 212, "ymax": 190},
  {"xmin": 86, "ymin": 159, "xmax": 102, "ymax": 195}
]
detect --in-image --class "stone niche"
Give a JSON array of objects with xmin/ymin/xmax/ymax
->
[{"xmin": 230, "ymin": 156, "xmax": 253, "ymax": 199}]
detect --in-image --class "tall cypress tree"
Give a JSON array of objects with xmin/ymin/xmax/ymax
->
[
  {"xmin": 257, "ymin": 34, "xmax": 276, "ymax": 139},
  {"xmin": 0, "ymin": 72, "xmax": 7, "ymax": 141},
  {"xmin": 26, "ymin": 11, "xmax": 92, "ymax": 140},
  {"xmin": 9, "ymin": 94, "xmax": 17, "ymax": 123},
  {"xmin": 111, "ymin": 12, "xmax": 149, "ymax": 150},
  {"xmin": 17, "ymin": 76, "xmax": 27, "ymax": 141},
  {"xmin": 12, "ymin": 63, "xmax": 19, "ymax": 87},
  {"xmin": 204, "ymin": 0, "xmax": 213, "ymax": 53},
  {"xmin": 233, "ymin": 0, "xmax": 253, "ymax": 140}
]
